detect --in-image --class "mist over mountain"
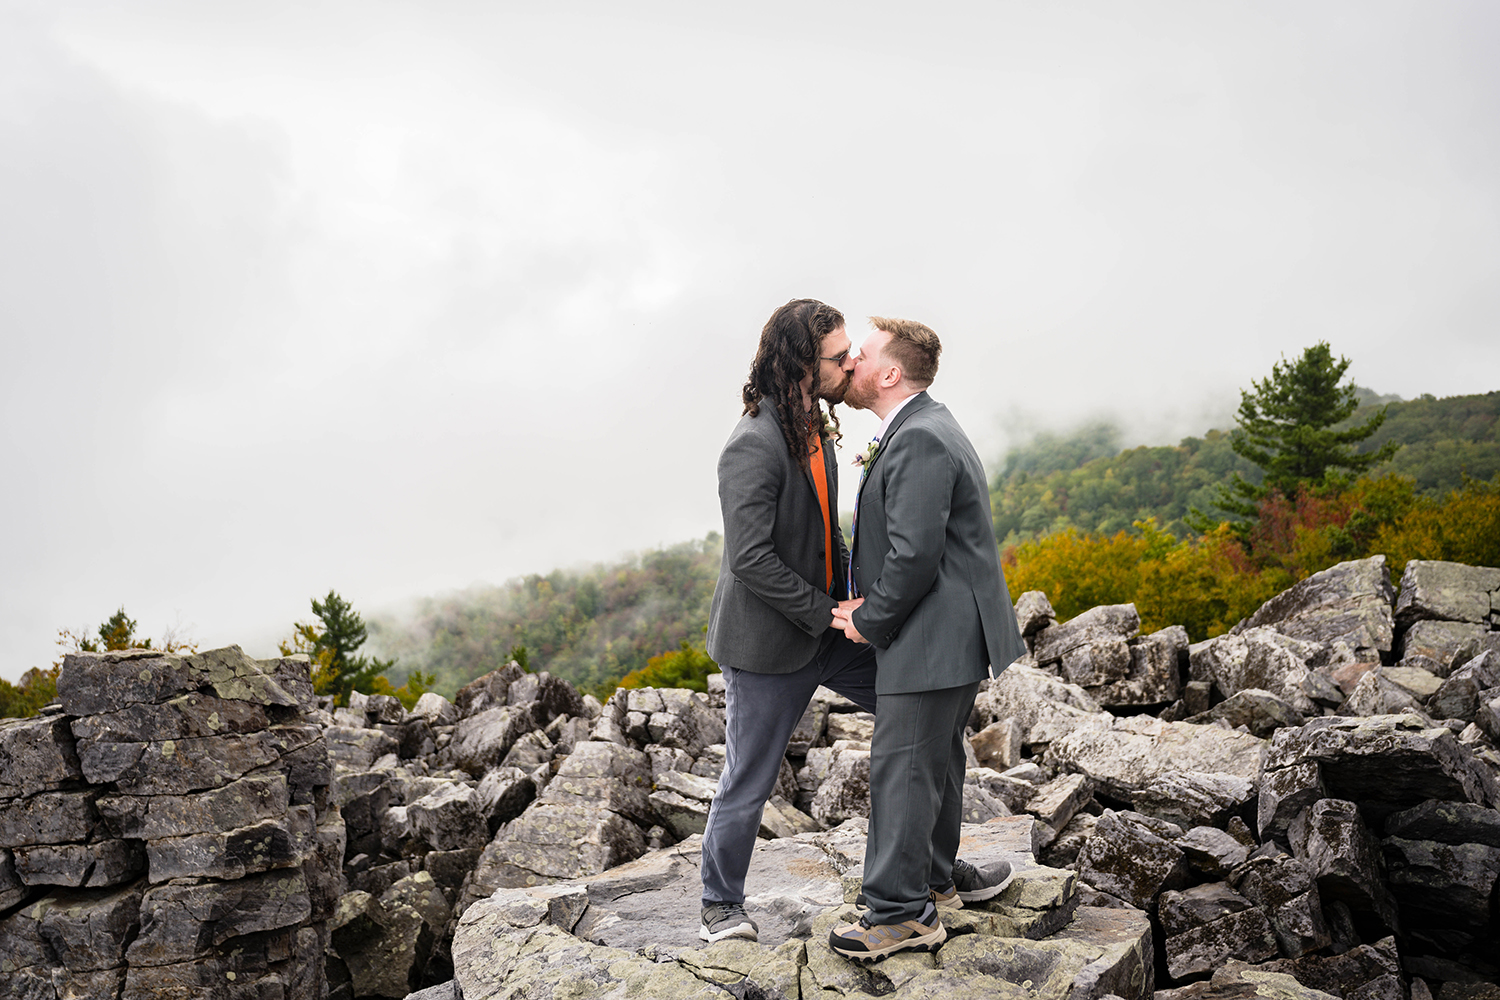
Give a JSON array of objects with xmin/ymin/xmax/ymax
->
[{"xmin": 370, "ymin": 389, "xmax": 1497, "ymax": 698}]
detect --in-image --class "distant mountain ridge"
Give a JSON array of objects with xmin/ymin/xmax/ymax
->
[
  {"xmin": 369, "ymin": 536, "xmax": 720, "ymax": 699},
  {"xmin": 990, "ymin": 389, "xmax": 1499, "ymax": 546},
  {"xmin": 374, "ymin": 390, "xmax": 1497, "ymax": 697}
]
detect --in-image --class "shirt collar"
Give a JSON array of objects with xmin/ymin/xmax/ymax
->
[{"xmin": 874, "ymin": 391, "xmax": 920, "ymax": 443}]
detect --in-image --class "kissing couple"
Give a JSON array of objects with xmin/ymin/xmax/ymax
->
[{"xmin": 698, "ymin": 298, "xmax": 1027, "ymax": 962}]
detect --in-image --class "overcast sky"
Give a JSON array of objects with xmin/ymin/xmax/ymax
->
[{"xmin": 3, "ymin": 1, "xmax": 1497, "ymax": 681}]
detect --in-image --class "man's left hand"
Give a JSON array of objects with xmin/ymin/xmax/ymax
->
[{"xmin": 832, "ymin": 602, "xmax": 868, "ymax": 644}]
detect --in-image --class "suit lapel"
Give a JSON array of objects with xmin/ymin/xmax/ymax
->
[{"xmin": 855, "ymin": 391, "xmax": 933, "ymax": 503}]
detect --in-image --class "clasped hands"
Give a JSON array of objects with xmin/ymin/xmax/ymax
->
[{"xmin": 832, "ymin": 598, "xmax": 867, "ymax": 643}]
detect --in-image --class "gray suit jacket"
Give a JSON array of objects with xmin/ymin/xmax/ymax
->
[
  {"xmin": 849, "ymin": 392, "xmax": 1026, "ymax": 695},
  {"xmin": 706, "ymin": 401, "xmax": 847, "ymax": 674}
]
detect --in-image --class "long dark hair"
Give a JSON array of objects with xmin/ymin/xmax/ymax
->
[{"xmin": 742, "ymin": 298, "xmax": 845, "ymax": 459}]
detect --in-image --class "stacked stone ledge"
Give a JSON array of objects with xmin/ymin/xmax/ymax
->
[
  {"xmin": 0, "ymin": 645, "xmax": 341, "ymax": 1000},
  {"xmin": 7, "ymin": 555, "xmax": 1500, "ymax": 1000}
]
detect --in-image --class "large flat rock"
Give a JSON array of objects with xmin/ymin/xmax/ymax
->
[
  {"xmin": 1044, "ymin": 716, "xmax": 1266, "ymax": 803},
  {"xmin": 454, "ymin": 816, "xmax": 1145, "ymax": 1000}
]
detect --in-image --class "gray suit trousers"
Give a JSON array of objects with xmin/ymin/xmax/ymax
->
[
  {"xmin": 700, "ymin": 633, "xmax": 877, "ymax": 907},
  {"xmin": 860, "ymin": 680, "xmax": 980, "ymax": 925}
]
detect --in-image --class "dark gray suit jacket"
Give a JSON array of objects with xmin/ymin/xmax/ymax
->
[
  {"xmin": 849, "ymin": 392, "xmax": 1026, "ymax": 695},
  {"xmin": 706, "ymin": 401, "xmax": 847, "ymax": 674}
]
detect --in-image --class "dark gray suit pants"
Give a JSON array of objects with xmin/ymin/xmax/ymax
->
[
  {"xmin": 861, "ymin": 680, "xmax": 980, "ymax": 925},
  {"xmin": 700, "ymin": 632, "xmax": 877, "ymax": 907}
]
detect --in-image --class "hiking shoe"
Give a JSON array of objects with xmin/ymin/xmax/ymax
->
[
  {"xmin": 931, "ymin": 882, "xmax": 962, "ymax": 909},
  {"xmin": 828, "ymin": 902, "xmax": 946, "ymax": 963},
  {"xmin": 700, "ymin": 902, "xmax": 758, "ymax": 943},
  {"xmin": 952, "ymin": 858, "xmax": 1015, "ymax": 903}
]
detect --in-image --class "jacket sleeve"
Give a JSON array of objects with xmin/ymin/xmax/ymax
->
[
  {"xmin": 851, "ymin": 427, "xmax": 954, "ymax": 647},
  {"xmin": 719, "ymin": 428, "xmax": 836, "ymax": 636}
]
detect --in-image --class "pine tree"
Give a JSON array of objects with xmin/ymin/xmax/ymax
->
[
  {"xmin": 282, "ymin": 590, "xmax": 396, "ymax": 706},
  {"xmin": 98, "ymin": 607, "xmax": 148, "ymax": 650},
  {"xmin": 1188, "ymin": 342, "xmax": 1400, "ymax": 534}
]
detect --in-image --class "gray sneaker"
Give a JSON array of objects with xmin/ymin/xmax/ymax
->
[
  {"xmin": 951, "ymin": 858, "xmax": 1015, "ymax": 903},
  {"xmin": 700, "ymin": 902, "xmax": 758, "ymax": 943}
]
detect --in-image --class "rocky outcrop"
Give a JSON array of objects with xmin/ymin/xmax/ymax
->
[
  {"xmin": 0, "ymin": 645, "xmax": 339, "ymax": 1000},
  {"xmin": 6, "ymin": 556, "xmax": 1500, "ymax": 1000},
  {"xmin": 452, "ymin": 815, "xmax": 1155, "ymax": 1000}
]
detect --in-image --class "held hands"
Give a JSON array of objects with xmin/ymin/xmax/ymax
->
[{"xmin": 832, "ymin": 597, "xmax": 868, "ymax": 644}]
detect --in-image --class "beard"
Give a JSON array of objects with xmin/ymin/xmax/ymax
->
[
  {"xmin": 818, "ymin": 369, "xmax": 852, "ymax": 405},
  {"xmin": 842, "ymin": 370, "xmax": 877, "ymax": 411}
]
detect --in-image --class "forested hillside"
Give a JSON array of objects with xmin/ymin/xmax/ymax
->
[
  {"xmin": 990, "ymin": 390, "xmax": 1499, "ymax": 546},
  {"xmin": 368, "ymin": 535, "xmax": 721, "ymax": 699},
  {"xmin": 368, "ymin": 389, "xmax": 1496, "ymax": 700}
]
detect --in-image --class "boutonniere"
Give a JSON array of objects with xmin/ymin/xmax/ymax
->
[{"xmin": 852, "ymin": 439, "xmax": 881, "ymax": 468}]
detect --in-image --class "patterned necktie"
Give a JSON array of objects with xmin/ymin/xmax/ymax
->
[{"xmin": 846, "ymin": 435, "xmax": 880, "ymax": 599}]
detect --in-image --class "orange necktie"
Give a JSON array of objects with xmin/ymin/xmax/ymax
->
[{"xmin": 809, "ymin": 435, "xmax": 834, "ymax": 593}]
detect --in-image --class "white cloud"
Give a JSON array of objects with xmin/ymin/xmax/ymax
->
[{"xmin": 3, "ymin": 0, "xmax": 1498, "ymax": 680}]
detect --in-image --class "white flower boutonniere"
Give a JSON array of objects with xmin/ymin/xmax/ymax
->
[{"xmin": 852, "ymin": 439, "xmax": 881, "ymax": 468}]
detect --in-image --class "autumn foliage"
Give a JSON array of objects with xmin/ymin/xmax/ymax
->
[{"xmin": 1005, "ymin": 474, "xmax": 1500, "ymax": 642}]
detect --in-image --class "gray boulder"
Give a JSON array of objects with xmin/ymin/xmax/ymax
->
[
  {"xmin": 1289, "ymin": 798, "xmax": 1399, "ymax": 936},
  {"xmin": 0, "ymin": 713, "xmax": 82, "ymax": 799},
  {"xmin": 127, "ymin": 868, "xmax": 312, "ymax": 966},
  {"xmin": 1015, "ymin": 590, "xmax": 1057, "ymax": 637},
  {"xmin": 1176, "ymin": 826, "xmax": 1250, "ymax": 878},
  {"xmin": 1394, "ymin": 559, "xmax": 1500, "ymax": 627},
  {"xmin": 1384, "ymin": 797, "xmax": 1500, "ymax": 847},
  {"xmin": 1429, "ymin": 651, "xmax": 1500, "ymax": 722},
  {"xmin": 473, "ymin": 766, "xmax": 535, "ymax": 832},
  {"xmin": 408, "ymin": 691, "xmax": 458, "ymax": 727},
  {"xmin": 540, "ymin": 740, "xmax": 654, "ymax": 825},
  {"xmin": 826, "ymin": 711, "xmax": 875, "ymax": 743},
  {"xmin": 810, "ymin": 743, "xmax": 871, "ymax": 826},
  {"xmin": 144, "ymin": 803, "xmax": 316, "ymax": 882},
  {"xmin": 1338, "ymin": 669, "xmax": 1429, "ymax": 718},
  {"xmin": 1091, "ymin": 627, "xmax": 1185, "ymax": 708},
  {"xmin": 453, "ymin": 663, "xmax": 526, "ymax": 717},
  {"xmin": 1076, "ymin": 809, "xmax": 1189, "ymax": 909},
  {"xmin": 1185, "ymin": 688, "xmax": 1306, "ymax": 738},
  {"xmin": 1158, "ymin": 883, "xmax": 1277, "ymax": 980},
  {"xmin": 1263, "ymin": 714, "xmax": 1500, "ymax": 812},
  {"xmin": 1190, "ymin": 628, "xmax": 1336, "ymax": 713},
  {"xmin": 1026, "ymin": 771, "xmax": 1092, "ymax": 831},
  {"xmin": 1258, "ymin": 758, "xmax": 1329, "ymax": 844},
  {"xmin": 971, "ymin": 717, "xmax": 1024, "ymax": 771},
  {"xmin": 499, "ymin": 728, "xmax": 555, "ymax": 771},
  {"xmin": 1033, "ymin": 604, "xmax": 1141, "ymax": 665},
  {"xmin": 1045, "ymin": 715, "xmax": 1265, "ymax": 804},
  {"xmin": 1382, "ymin": 836, "xmax": 1500, "ymax": 946},
  {"xmin": 1233, "ymin": 555, "xmax": 1397, "ymax": 662},
  {"xmin": 1401, "ymin": 619, "xmax": 1489, "ymax": 676},
  {"xmin": 441, "ymin": 705, "xmax": 538, "ymax": 777},
  {"xmin": 1231, "ymin": 853, "xmax": 1331, "ymax": 959},
  {"xmin": 973, "ymin": 663, "xmax": 1112, "ymax": 749},
  {"xmin": 407, "ymin": 782, "xmax": 489, "ymax": 852},
  {"xmin": 325, "ymin": 725, "xmax": 401, "ymax": 770},
  {"xmin": 1132, "ymin": 770, "xmax": 1256, "ymax": 830},
  {"xmin": 647, "ymin": 770, "xmax": 718, "ymax": 839},
  {"xmin": 1059, "ymin": 637, "xmax": 1133, "ymax": 688}
]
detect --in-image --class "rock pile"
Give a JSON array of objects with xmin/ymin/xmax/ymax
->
[
  {"xmin": 0, "ymin": 645, "xmax": 341, "ymax": 1000},
  {"xmin": 4, "ymin": 556, "xmax": 1498, "ymax": 1000}
]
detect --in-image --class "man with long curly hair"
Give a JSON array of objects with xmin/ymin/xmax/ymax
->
[{"xmin": 698, "ymin": 298, "xmax": 872, "ymax": 943}]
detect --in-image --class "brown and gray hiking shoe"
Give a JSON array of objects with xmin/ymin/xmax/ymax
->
[{"xmin": 828, "ymin": 902, "xmax": 946, "ymax": 963}]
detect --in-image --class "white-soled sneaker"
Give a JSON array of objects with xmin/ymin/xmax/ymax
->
[
  {"xmin": 700, "ymin": 902, "xmax": 758, "ymax": 943},
  {"xmin": 952, "ymin": 857, "xmax": 1015, "ymax": 903}
]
